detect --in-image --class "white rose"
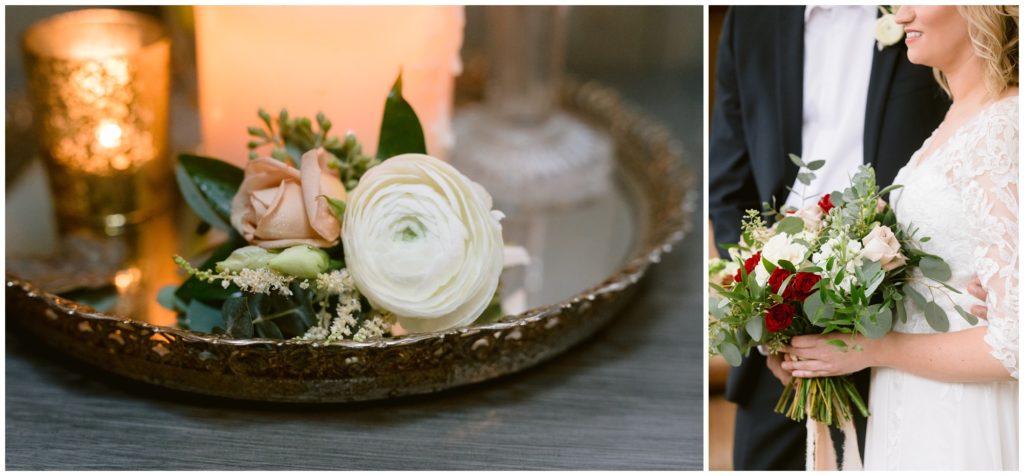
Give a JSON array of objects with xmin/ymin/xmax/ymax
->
[
  {"xmin": 342, "ymin": 154, "xmax": 504, "ymax": 333},
  {"xmin": 755, "ymin": 234, "xmax": 808, "ymax": 284},
  {"xmin": 861, "ymin": 225, "xmax": 907, "ymax": 271},
  {"xmin": 875, "ymin": 14, "xmax": 904, "ymax": 50}
]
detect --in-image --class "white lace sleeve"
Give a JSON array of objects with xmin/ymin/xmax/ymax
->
[{"xmin": 960, "ymin": 101, "xmax": 1019, "ymax": 379}]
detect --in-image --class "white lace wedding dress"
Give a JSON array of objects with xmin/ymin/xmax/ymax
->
[{"xmin": 864, "ymin": 96, "xmax": 1019, "ymax": 470}]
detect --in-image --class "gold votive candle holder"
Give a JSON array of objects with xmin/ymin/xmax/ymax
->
[{"xmin": 23, "ymin": 9, "xmax": 172, "ymax": 231}]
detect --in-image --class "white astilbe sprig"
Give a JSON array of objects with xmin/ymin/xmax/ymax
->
[
  {"xmin": 353, "ymin": 311, "xmax": 395, "ymax": 342},
  {"xmin": 300, "ymin": 269, "xmax": 376, "ymax": 342},
  {"xmin": 173, "ymin": 256, "xmax": 294, "ymax": 295}
]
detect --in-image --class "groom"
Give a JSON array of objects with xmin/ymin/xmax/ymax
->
[{"xmin": 709, "ymin": 6, "xmax": 950, "ymax": 470}]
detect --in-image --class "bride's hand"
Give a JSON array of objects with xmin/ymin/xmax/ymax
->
[
  {"xmin": 967, "ymin": 276, "xmax": 989, "ymax": 320},
  {"xmin": 765, "ymin": 352, "xmax": 793, "ymax": 386},
  {"xmin": 781, "ymin": 334, "xmax": 876, "ymax": 378}
]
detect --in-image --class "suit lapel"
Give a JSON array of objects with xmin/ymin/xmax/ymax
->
[
  {"xmin": 773, "ymin": 7, "xmax": 806, "ymax": 204},
  {"xmin": 863, "ymin": 23, "xmax": 902, "ymax": 166}
]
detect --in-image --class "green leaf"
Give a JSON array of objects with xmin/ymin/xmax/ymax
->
[
  {"xmin": 778, "ymin": 260, "xmax": 797, "ymax": 273},
  {"xmin": 746, "ymin": 317, "xmax": 765, "ymax": 342},
  {"xmin": 920, "ymin": 256, "xmax": 952, "ymax": 282},
  {"xmin": 719, "ymin": 341, "xmax": 742, "ymax": 367},
  {"xmin": 176, "ymin": 155, "xmax": 244, "ymax": 231},
  {"xmin": 903, "ymin": 283, "xmax": 927, "ymax": 307},
  {"xmin": 788, "ymin": 153, "xmax": 806, "ymax": 168},
  {"xmin": 776, "ymin": 216, "xmax": 805, "ymax": 236},
  {"xmin": 156, "ymin": 285, "xmax": 185, "ymax": 312},
  {"xmin": 895, "ymin": 298, "xmax": 908, "ymax": 323},
  {"xmin": 923, "ymin": 301, "xmax": 950, "ymax": 332},
  {"xmin": 186, "ymin": 299, "xmax": 226, "ymax": 334},
  {"xmin": 806, "ymin": 160, "xmax": 826, "ymax": 171},
  {"xmin": 803, "ymin": 291, "xmax": 834, "ymax": 324},
  {"xmin": 324, "ymin": 196, "xmax": 346, "ymax": 220},
  {"xmin": 953, "ymin": 304, "xmax": 979, "ymax": 326},
  {"xmin": 877, "ymin": 184, "xmax": 903, "ymax": 197},
  {"xmin": 222, "ymin": 294, "xmax": 254, "ymax": 338},
  {"xmin": 830, "ymin": 191, "xmax": 845, "ymax": 206},
  {"xmin": 376, "ymin": 72, "xmax": 426, "ymax": 160},
  {"xmin": 826, "ymin": 339, "xmax": 848, "ymax": 351},
  {"xmin": 797, "ymin": 172, "xmax": 816, "ymax": 186}
]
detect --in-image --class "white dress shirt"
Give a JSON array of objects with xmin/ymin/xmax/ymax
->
[{"xmin": 783, "ymin": 5, "xmax": 877, "ymax": 211}]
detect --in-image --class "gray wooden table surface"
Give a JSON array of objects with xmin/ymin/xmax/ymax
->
[{"xmin": 5, "ymin": 71, "xmax": 704, "ymax": 470}]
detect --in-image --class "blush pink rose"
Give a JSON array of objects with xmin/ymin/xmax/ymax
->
[
  {"xmin": 230, "ymin": 148, "xmax": 347, "ymax": 249},
  {"xmin": 860, "ymin": 225, "xmax": 907, "ymax": 271}
]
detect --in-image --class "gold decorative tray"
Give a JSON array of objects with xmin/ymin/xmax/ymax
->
[{"xmin": 6, "ymin": 80, "xmax": 693, "ymax": 402}]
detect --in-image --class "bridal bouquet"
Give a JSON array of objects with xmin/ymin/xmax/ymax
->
[
  {"xmin": 159, "ymin": 75, "xmax": 505, "ymax": 341},
  {"xmin": 708, "ymin": 156, "xmax": 976, "ymax": 428}
]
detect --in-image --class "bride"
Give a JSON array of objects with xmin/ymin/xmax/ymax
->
[{"xmin": 779, "ymin": 6, "xmax": 1018, "ymax": 470}]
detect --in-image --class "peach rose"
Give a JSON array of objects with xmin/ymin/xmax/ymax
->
[
  {"xmin": 230, "ymin": 148, "xmax": 347, "ymax": 249},
  {"xmin": 860, "ymin": 225, "xmax": 907, "ymax": 271}
]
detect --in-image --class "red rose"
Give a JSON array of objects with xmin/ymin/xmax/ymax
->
[
  {"xmin": 734, "ymin": 251, "xmax": 762, "ymax": 283},
  {"xmin": 768, "ymin": 267, "xmax": 792, "ymax": 295},
  {"xmin": 765, "ymin": 302, "xmax": 796, "ymax": 333},
  {"xmin": 818, "ymin": 194, "xmax": 834, "ymax": 214},
  {"xmin": 788, "ymin": 272, "xmax": 822, "ymax": 301}
]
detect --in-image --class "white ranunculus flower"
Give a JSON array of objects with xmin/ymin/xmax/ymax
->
[
  {"xmin": 755, "ymin": 234, "xmax": 808, "ymax": 284},
  {"xmin": 342, "ymin": 154, "xmax": 504, "ymax": 333}
]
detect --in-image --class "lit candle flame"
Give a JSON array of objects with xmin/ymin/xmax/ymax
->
[{"xmin": 96, "ymin": 121, "xmax": 123, "ymax": 149}]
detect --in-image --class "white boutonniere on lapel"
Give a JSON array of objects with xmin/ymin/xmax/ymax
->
[{"xmin": 875, "ymin": 6, "xmax": 903, "ymax": 50}]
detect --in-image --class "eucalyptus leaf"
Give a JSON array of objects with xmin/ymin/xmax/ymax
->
[
  {"xmin": 895, "ymin": 298, "xmax": 908, "ymax": 324},
  {"xmin": 187, "ymin": 299, "xmax": 227, "ymax": 334},
  {"xmin": 776, "ymin": 216, "xmax": 805, "ymax": 236},
  {"xmin": 746, "ymin": 317, "xmax": 765, "ymax": 342},
  {"xmin": 222, "ymin": 294, "xmax": 254, "ymax": 338},
  {"xmin": 376, "ymin": 73, "xmax": 426, "ymax": 160},
  {"xmin": 176, "ymin": 154, "xmax": 244, "ymax": 231},
  {"xmin": 903, "ymin": 283, "xmax": 928, "ymax": 307},
  {"xmin": 803, "ymin": 291, "xmax": 834, "ymax": 324},
  {"xmin": 858, "ymin": 308, "xmax": 884, "ymax": 340},
  {"xmin": 797, "ymin": 172, "xmax": 816, "ymax": 186},
  {"xmin": 157, "ymin": 285, "xmax": 185, "ymax": 312},
  {"xmin": 719, "ymin": 342, "xmax": 742, "ymax": 367},
  {"xmin": 806, "ymin": 160, "xmax": 826, "ymax": 171},
  {"xmin": 920, "ymin": 256, "xmax": 952, "ymax": 282},
  {"xmin": 923, "ymin": 301, "xmax": 950, "ymax": 332},
  {"xmin": 953, "ymin": 304, "xmax": 979, "ymax": 326}
]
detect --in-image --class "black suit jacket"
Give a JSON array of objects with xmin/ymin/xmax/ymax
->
[
  {"xmin": 709, "ymin": 6, "xmax": 950, "ymax": 470},
  {"xmin": 710, "ymin": 7, "xmax": 951, "ymax": 261}
]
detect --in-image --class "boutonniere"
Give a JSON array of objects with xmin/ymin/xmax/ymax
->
[{"xmin": 875, "ymin": 6, "xmax": 904, "ymax": 51}]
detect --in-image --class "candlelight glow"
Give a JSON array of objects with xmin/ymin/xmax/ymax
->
[
  {"xmin": 96, "ymin": 121, "xmax": 123, "ymax": 149},
  {"xmin": 194, "ymin": 6, "xmax": 464, "ymax": 166}
]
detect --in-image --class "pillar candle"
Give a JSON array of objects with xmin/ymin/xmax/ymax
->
[{"xmin": 194, "ymin": 6, "xmax": 464, "ymax": 166}]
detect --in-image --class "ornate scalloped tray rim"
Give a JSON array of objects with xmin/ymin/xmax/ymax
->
[{"xmin": 6, "ymin": 79, "xmax": 693, "ymax": 402}]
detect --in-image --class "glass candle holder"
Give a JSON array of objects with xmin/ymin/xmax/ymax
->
[{"xmin": 23, "ymin": 9, "xmax": 172, "ymax": 231}]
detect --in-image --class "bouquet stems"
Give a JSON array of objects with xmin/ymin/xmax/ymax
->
[{"xmin": 774, "ymin": 376, "xmax": 869, "ymax": 428}]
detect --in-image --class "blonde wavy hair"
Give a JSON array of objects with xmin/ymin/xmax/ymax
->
[{"xmin": 934, "ymin": 6, "xmax": 1019, "ymax": 97}]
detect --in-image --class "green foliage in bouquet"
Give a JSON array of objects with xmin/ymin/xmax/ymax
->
[
  {"xmin": 160, "ymin": 73, "xmax": 477, "ymax": 340},
  {"xmin": 709, "ymin": 156, "xmax": 977, "ymax": 428}
]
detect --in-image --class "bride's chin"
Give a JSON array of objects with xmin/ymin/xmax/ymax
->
[{"xmin": 905, "ymin": 50, "xmax": 932, "ymax": 68}]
